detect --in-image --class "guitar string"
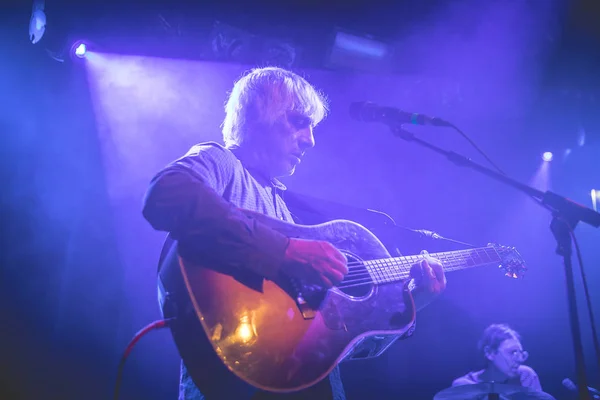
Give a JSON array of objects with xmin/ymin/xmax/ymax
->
[
  {"xmin": 343, "ymin": 260, "xmax": 496, "ymax": 280},
  {"xmin": 336, "ymin": 261, "xmax": 506, "ymax": 290},
  {"xmin": 346, "ymin": 260, "xmax": 498, "ymax": 278},
  {"xmin": 291, "ymin": 248, "xmax": 505, "ymax": 290},
  {"xmin": 342, "ymin": 247, "xmax": 499, "ymax": 269},
  {"xmin": 342, "ymin": 250, "xmax": 500, "ymax": 278},
  {"xmin": 335, "ymin": 252, "xmax": 503, "ymax": 289},
  {"xmin": 346, "ymin": 261, "xmax": 468, "ymax": 277},
  {"xmin": 344, "ymin": 260, "xmax": 497, "ymax": 277},
  {"xmin": 345, "ymin": 257, "xmax": 485, "ymax": 274},
  {"xmin": 343, "ymin": 252, "xmax": 500, "ymax": 274}
]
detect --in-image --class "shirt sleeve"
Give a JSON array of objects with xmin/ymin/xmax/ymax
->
[
  {"xmin": 452, "ymin": 374, "xmax": 477, "ymax": 386},
  {"xmin": 142, "ymin": 143, "xmax": 290, "ymax": 280}
]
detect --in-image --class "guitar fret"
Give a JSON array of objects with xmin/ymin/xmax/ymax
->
[
  {"xmin": 371, "ymin": 259, "xmax": 382, "ymax": 283},
  {"xmin": 380, "ymin": 259, "xmax": 390, "ymax": 283},
  {"xmin": 361, "ymin": 245, "xmax": 511, "ymax": 286},
  {"xmin": 381, "ymin": 260, "xmax": 392, "ymax": 283}
]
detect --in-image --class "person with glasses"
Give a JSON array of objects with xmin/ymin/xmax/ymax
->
[{"xmin": 452, "ymin": 323, "xmax": 542, "ymax": 391}]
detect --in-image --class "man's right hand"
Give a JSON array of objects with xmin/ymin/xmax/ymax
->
[{"xmin": 282, "ymin": 238, "xmax": 348, "ymax": 288}]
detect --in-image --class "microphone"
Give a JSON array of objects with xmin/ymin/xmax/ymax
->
[
  {"xmin": 349, "ymin": 101, "xmax": 452, "ymax": 128},
  {"xmin": 562, "ymin": 378, "xmax": 600, "ymax": 399}
]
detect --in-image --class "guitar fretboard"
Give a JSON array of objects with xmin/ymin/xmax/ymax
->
[{"xmin": 363, "ymin": 247, "xmax": 502, "ymax": 285}]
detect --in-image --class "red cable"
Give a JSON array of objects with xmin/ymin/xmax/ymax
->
[{"xmin": 113, "ymin": 319, "xmax": 174, "ymax": 400}]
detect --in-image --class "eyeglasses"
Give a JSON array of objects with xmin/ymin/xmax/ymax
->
[{"xmin": 506, "ymin": 349, "xmax": 529, "ymax": 362}]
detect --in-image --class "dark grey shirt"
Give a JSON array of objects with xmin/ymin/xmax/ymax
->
[
  {"xmin": 143, "ymin": 142, "xmax": 346, "ymax": 400},
  {"xmin": 452, "ymin": 365, "xmax": 542, "ymax": 392}
]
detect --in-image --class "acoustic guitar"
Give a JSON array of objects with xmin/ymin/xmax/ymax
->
[{"xmin": 157, "ymin": 211, "xmax": 526, "ymax": 394}]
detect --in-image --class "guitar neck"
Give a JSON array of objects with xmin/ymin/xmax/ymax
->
[{"xmin": 363, "ymin": 246, "xmax": 502, "ymax": 284}]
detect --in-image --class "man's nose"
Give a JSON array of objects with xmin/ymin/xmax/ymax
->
[{"xmin": 298, "ymin": 127, "xmax": 315, "ymax": 150}]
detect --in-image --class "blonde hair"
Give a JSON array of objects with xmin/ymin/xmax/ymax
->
[{"xmin": 221, "ymin": 66, "xmax": 328, "ymax": 148}]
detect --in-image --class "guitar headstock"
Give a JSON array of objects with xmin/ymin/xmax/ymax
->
[{"xmin": 489, "ymin": 243, "xmax": 527, "ymax": 279}]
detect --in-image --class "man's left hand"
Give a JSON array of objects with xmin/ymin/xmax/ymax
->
[{"xmin": 409, "ymin": 250, "xmax": 447, "ymax": 310}]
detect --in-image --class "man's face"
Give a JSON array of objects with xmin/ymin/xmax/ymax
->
[
  {"xmin": 255, "ymin": 109, "xmax": 316, "ymax": 178},
  {"xmin": 487, "ymin": 338, "xmax": 527, "ymax": 378}
]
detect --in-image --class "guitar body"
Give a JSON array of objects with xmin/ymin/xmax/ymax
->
[{"xmin": 158, "ymin": 214, "xmax": 416, "ymax": 395}]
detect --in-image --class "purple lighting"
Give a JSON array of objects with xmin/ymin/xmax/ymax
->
[{"xmin": 542, "ymin": 151, "xmax": 553, "ymax": 162}]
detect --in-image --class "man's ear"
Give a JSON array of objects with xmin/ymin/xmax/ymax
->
[{"xmin": 483, "ymin": 346, "xmax": 495, "ymax": 361}]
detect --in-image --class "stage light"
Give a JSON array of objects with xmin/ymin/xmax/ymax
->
[
  {"xmin": 28, "ymin": 0, "xmax": 46, "ymax": 44},
  {"xmin": 332, "ymin": 31, "xmax": 389, "ymax": 59},
  {"xmin": 592, "ymin": 189, "xmax": 599, "ymax": 212},
  {"xmin": 74, "ymin": 43, "xmax": 87, "ymax": 58},
  {"xmin": 209, "ymin": 21, "xmax": 297, "ymax": 68},
  {"xmin": 326, "ymin": 30, "xmax": 391, "ymax": 73},
  {"xmin": 542, "ymin": 152, "xmax": 553, "ymax": 162}
]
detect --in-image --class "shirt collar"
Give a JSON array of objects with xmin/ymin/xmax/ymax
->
[{"xmin": 228, "ymin": 145, "xmax": 288, "ymax": 191}]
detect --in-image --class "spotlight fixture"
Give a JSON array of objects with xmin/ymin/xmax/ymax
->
[
  {"xmin": 74, "ymin": 43, "xmax": 87, "ymax": 58},
  {"xmin": 209, "ymin": 21, "xmax": 298, "ymax": 68},
  {"xmin": 67, "ymin": 40, "xmax": 94, "ymax": 61},
  {"xmin": 326, "ymin": 29, "xmax": 392, "ymax": 73},
  {"xmin": 542, "ymin": 152, "xmax": 553, "ymax": 162},
  {"xmin": 29, "ymin": 0, "xmax": 46, "ymax": 44}
]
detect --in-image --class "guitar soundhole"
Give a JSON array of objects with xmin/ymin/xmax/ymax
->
[{"xmin": 338, "ymin": 253, "xmax": 373, "ymax": 298}]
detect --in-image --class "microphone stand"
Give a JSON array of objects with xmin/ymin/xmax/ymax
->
[{"xmin": 390, "ymin": 126, "xmax": 600, "ymax": 400}]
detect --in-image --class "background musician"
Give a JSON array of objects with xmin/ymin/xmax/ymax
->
[{"xmin": 452, "ymin": 323, "xmax": 543, "ymax": 391}]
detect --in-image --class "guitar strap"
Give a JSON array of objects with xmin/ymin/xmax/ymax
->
[
  {"xmin": 157, "ymin": 233, "xmax": 176, "ymax": 274},
  {"xmin": 156, "ymin": 234, "xmax": 176, "ymax": 318}
]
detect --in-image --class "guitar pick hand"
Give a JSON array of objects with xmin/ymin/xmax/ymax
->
[{"xmin": 282, "ymin": 238, "xmax": 349, "ymax": 288}]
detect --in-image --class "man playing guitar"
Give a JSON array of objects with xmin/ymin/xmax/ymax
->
[{"xmin": 142, "ymin": 66, "xmax": 447, "ymax": 399}]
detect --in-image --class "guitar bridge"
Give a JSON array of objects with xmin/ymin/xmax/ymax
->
[
  {"xmin": 296, "ymin": 294, "xmax": 316, "ymax": 319},
  {"xmin": 289, "ymin": 278, "xmax": 325, "ymax": 320}
]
